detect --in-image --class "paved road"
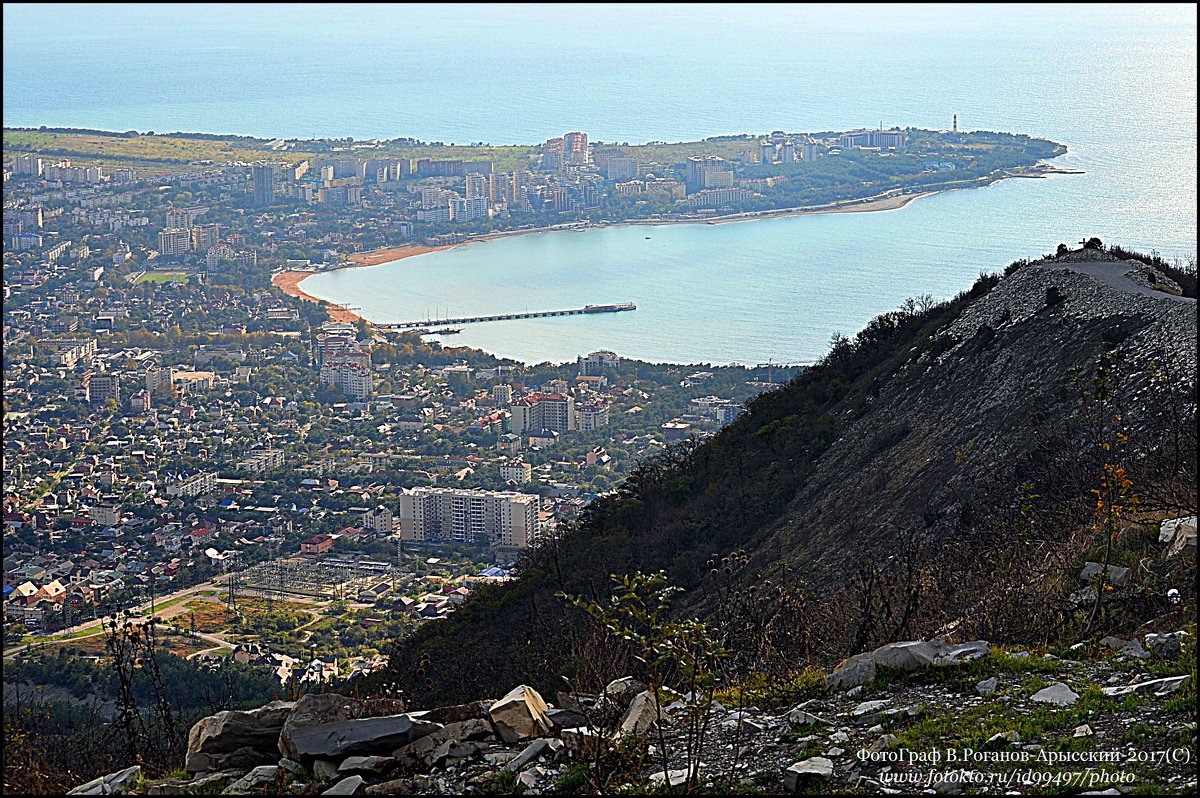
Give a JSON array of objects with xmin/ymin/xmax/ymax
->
[{"xmin": 1048, "ymin": 260, "xmax": 1196, "ymax": 304}]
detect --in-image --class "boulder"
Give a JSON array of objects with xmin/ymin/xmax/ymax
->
[
  {"xmin": 364, "ymin": 779, "xmax": 411, "ymax": 795},
  {"xmin": 787, "ymin": 708, "xmax": 830, "ymax": 727},
  {"xmin": 1159, "ymin": 515, "xmax": 1196, "ymax": 546},
  {"xmin": 825, "ymin": 652, "xmax": 876, "ymax": 691},
  {"xmin": 616, "ymin": 690, "xmax": 661, "ymax": 737},
  {"xmin": 67, "ymin": 765, "xmax": 141, "ymax": 795},
  {"xmin": 221, "ymin": 765, "xmax": 279, "ymax": 794},
  {"xmin": 602, "ymin": 676, "xmax": 647, "ymax": 706},
  {"xmin": 976, "ymin": 677, "xmax": 998, "ymax": 697},
  {"xmin": 1166, "ymin": 522, "xmax": 1197, "ymax": 558},
  {"xmin": 287, "ymin": 714, "xmax": 442, "ymax": 761},
  {"xmin": 313, "ymin": 760, "xmax": 340, "ymax": 781},
  {"xmin": 278, "ymin": 694, "xmax": 370, "ymax": 760},
  {"xmin": 1079, "ymin": 562, "xmax": 1131, "ymax": 587},
  {"xmin": 322, "ymin": 775, "xmax": 364, "ymax": 795},
  {"xmin": 783, "ymin": 757, "xmax": 834, "ymax": 790},
  {"xmin": 392, "ymin": 718, "xmax": 493, "ymax": 768},
  {"xmin": 546, "ymin": 707, "xmax": 589, "ymax": 732},
  {"xmin": 1144, "ymin": 633, "xmax": 1183, "ymax": 659},
  {"xmin": 430, "ymin": 739, "xmax": 480, "ymax": 768},
  {"xmin": 186, "ymin": 700, "xmax": 295, "ymax": 772},
  {"xmin": 1031, "ymin": 683, "xmax": 1079, "ymax": 706},
  {"xmin": 411, "ymin": 699, "xmax": 492, "ymax": 726},
  {"xmin": 869, "ymin": 734, "xmax": 900, "ymax": 754},
  {"xmin": 488, "ymin": 685, "xmax": 552, "ymax": 744}
]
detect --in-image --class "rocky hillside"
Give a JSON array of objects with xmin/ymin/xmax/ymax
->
[
  {"xmin": 68, "ymin": 613, "xmax": 1196, "ymax": 795},
  {"xmin": 384, "ymin": 247, "xmax": 1197, "ymax": 708}
]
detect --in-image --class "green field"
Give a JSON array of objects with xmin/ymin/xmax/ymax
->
[{"xmin": 135, "ymin": 272, "xmax": 190, "ymax": 284}]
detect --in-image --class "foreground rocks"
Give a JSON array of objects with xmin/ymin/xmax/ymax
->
[{"xmin": 68, "ymin": 628, "xmax": 1199, "ymax": 796}]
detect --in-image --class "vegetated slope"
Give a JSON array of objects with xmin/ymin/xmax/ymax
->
[{"xmin": 383, "ymin": 249, "xmax": 1197, "ymax": 707}]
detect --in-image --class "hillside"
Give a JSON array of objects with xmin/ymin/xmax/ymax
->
[{"xmin": 382, "ymin": 247, "xmax": 1197, "ymax": 707}]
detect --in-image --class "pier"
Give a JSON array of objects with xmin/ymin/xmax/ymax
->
[{"xmin": 380, "ymin": 302, "xmax": 636, "ymax": 331}]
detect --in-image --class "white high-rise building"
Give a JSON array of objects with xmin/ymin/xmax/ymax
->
[{"xmin": 397, "ymin": 487, "xmax": 540, "ymax": 548}]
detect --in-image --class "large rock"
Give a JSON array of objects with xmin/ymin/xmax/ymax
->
[
  {"xmin": 825, "ymin": 640, "xmax": 989, "ymax": 691},
  {"xmin": 1158, "ymin": 516, "xmax": 1195, "ymax": 544},
  {"xmin": 825, "ymin": 652, "xmax": 876, "ymax": 690},
  {"xmin": 67, "ymin": 765, "xmax": 141, "ymax": 795},
  {"xmin": 286, "ymin": 714, "xmax": 442, "ymax": 761},
  {"xmin": 488, "ymin": 685, "xmax": 551, "ymax": 743},
  {"xmin": 186, "ymin": 700, "xmax": 294, "ymax": 772},
  {"xmin": 1079, "ymin": 561, "xmax": 1131, "ymax": 587},
  {"xmin": 279, "ymin": 694, "xmax": 369, "ymax": 761},
  {"xmin": 411, "ymin": 699, "xmax": 492, "ymax": 726},
  {"xmin": 616, "ymin": 690, "xmax": 661, "ymax": 737},
  {"xmin": 783, "ymin": 757, "xmax": 834, "ymax": 790},
  {"xmin": 546, "ymin": 707, "xmax": 589, "ymax": 732},
  {"xmin": 1166, "ymin": 521, "xmax": 1197, "ymax": 558},
  {"xmin": 431, "ymin": 739, "xmax": 480, "ymax": 767},
  {"xmin": 392, "ymin": 718, "xmax": 494, "ymax": 767},
  {"xmin": 502, "ymin": 738, "xmax": 563, "ymax": 773},
  {"xmin": 602, "ymin": 676, "xmax": 647, "ymax": 706},
  {"xmin": 337, "ymin": 755, "xmax": 393, "ymax": 775}
]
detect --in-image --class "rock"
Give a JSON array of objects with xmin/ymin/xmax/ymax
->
[
  {"xmin": 850, "ymin": 699, "xmax": 889, "ymax": 724},
  {"xmin": 1165, "ymin": 522, "xmax": 1197, "ymax": 558},
  {"xmin": 602, "ymin": 676, "xmax": 647, "ymax": 706},
  {"xmin": 278, "ymin": 694, "xmax": 370, "ymax": 760},
  {"xmin": 504, "ymin": 738, "xmax": 563, "ymax": 772},
  {"xmin": 1079, "ymin": 561, "xmax": 1131, "ymax": 587},
  {"xmin": 827, "ymin": 746, "xmax": 846, "ymax": 756},
  {"xmin": 783, "ymin": 757, "xmax": 834, "ymax": 790},
  {"xmin": 410, "ymin": 699, "xmax": 491, "ymax": 726},
  {"xmin": 869, "ymin": 734, "xmax": 899, "ymax": 753},
  {"xmin": 322, "ymin": 775, "xmax": 364, "ymax": 795},
  {"xmin": 314, "ymin": 759, "xmax": 341, "ymax": 781},
  {"xmin": 976, "ymin": 677, "xmax": 998, "ymax": 696},
  {"xmin": 1160, "ymin": 515, "xmax": 1196, "ymax": 548},
  {"xmin": 616, "ymin": 690, "xmax": 662, "ymax": 737},
  {"xmin": 488, "ymin": 685, "xmax": 552, "ymax": 744},
  {"xmin": 287, "ymin": 714, "xmax": 442, "ymax": 761},
  {"xmin": 846, "ymin": 685, "xmax": 863, "ymax": 698},
  {"xmin": 338, "ymin": 755, "xmax": 393, "ymax": 774},
  {"xmin": 787, "ymin": 708, "xmax": 830, "ymax": 727},
  {"xmin": 561, "ymin": 727, "xmax": 603, "ymax": 757},
  {"xmin": 1099, "ymin": 635, "xmax": 1127, "ymax": 650},
  {"xmin": 1031, "ymin": 683, "xmax": 1079, "ymax": 706},
  {"xmin": 1144, "ymin": 633, "xmax": 1183, "ymax": 658},
  {"xmin": 1069, "ymin": 587, "xmax": 1097, "ymax": 607},
  {"xmin": 649, "ymin": 768, "xmax": 692, "ymax": 788},
  {"xmin": 222, "ymin": 765, "xmax": 279, "ymax": 794},
  {"xmin": 830, "ymin": 731, "xmax": 850, "ymax": 744},
  {"xmin": 431, "ymin": 739, "xmax": 480, "ymax": 767},
  {"xmin": 1118, "ymin": 639, "xmax": 1150, "ymax": 659},
  {"xmin": 145, "ymin": 771, "xmax": 239, "ymax": 795},
  {"xmin": 516, "ymin": 770, "xmax": 539, "ymax": 791},
  {"xmin": 1073, "ymin": 724, "xmax": 1094, "ymax": 737},
  {"xmin": 278, "ymin": 758, "xmax": 303, "ymax": 773},
  {"xmin": 67, "ymin": 765, "xmax": 142, "ymax": 795},
  {"xmin": 546, "ymin": 707, "xmax": 588, "ymax": 733},
  {"xmin": 186, "ymin": 700, "xmax": 294, "ymax": 772},
  {"xmin": 825, "ymin": 652, "xmax": 876, "ymax": 691},
  {"xmin": 1010, "ymin": 651, "xmax": 1029, "ymax": 659},
  {"xmin": 365, "ymin": 779, "xmax": 411, "ymax": 795},
  {"xmin": 554, "ymin": 691, "xmax": 596, "ymax": 712},
  {"xmin": 1101, "ymin": 674, "xmax": 1190, "ymax": 696}
]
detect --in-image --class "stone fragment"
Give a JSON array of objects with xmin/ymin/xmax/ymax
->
[
  {"xmin": 1031, "ymin": 683, "xmax": 1079, "ymax": 706},
  {"xmin": 503, "ymin": 738, "xmax": 563, "ymax": 773},
  {"xmin": 616, "ymin": 690, "xmax": 662, "ymax": 737},
  {"xmin": 222, "ymin": 765, "xmax": 279, "ymax": 794},
  {"xmin": 649, "ymin": 768, "xmax": 692, "ymax": 788},
  {"xmin": 278, "ymin": 694, "xmax": 370, "ymax": 761},
  {"xmin": 338, "ymin": 755, "xmax": 393, "ymax": 774},
  {"xmin": 488, "ymin": 685, "xmax": 552, "ymax": 744},
  {"xmin": 364, "ymin": 779, "xmax": 410, "ymax": 795},
  {"xmin": 430, "ymin": 739, "xmax": 480, "ymax": 767},
  {"xmin": 410, "ymin": 699, "xmax": 491, "ymax": 726},
  {"xmin": 1079, "ymin": 561, "xmax": 1131, "ymax": 587},
  {"xmin": 783, "ymin": 757, "xmax": 834, "ymax": 790},
  {"xmin": 322, "ymin": 775, "xmax": 364, "ymax": 795},
  {"xmin": 1073, "ymin": 724, "xmax": 1094, "ymax": 737},
  {"xmin": 602, "ymin": 676, "xmax": 647, "ymax": 706},
  {"xmin": 1144, "ymin": 633, "xmax": 1183, "ymax": 659},
  {"xmin": 869, "ymin": 734, "xmax": 899, "ymax": 754},
  {"xmin": 825, "ymin": 652, "xmax": 876, "ymax": 691},
  {"xmin": 186, "ymin": 700, "xmax": 295, "ymax": 772},
  {"xmin": 67, "ymin": 765, "xmax": 142, "ymax": 795},
  {"xmin": 313, "ymin": 760, "xmax": 340, "ymax": 781},
  {"xmin": 546, "ymin": 707, "xmax": 588, "ymax": 733},
  {"xmin": 976, "ymin": 677, "xmax": 998, "ymax": 696},
  {"xmin": 1101, "ymin": 674, "xmax": 1190, "ymax": 697},
  {"xmin": 787, "ymin": 708, "xmax": 830, "ymax": 727}
]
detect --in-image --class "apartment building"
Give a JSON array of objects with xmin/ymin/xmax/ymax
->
[{"xmin": 397, "ymin": 487, "xmax": 540, "ymax": 548}]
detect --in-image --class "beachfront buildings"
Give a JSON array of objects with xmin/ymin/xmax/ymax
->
[{"xmin": 397, "ymin": 487, "xmax": 540, "ymax": 548}]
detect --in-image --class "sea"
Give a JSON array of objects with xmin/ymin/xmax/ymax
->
[{"xmin": 4, "ymin": 4, "xmax": 1195, "ymax": 364}]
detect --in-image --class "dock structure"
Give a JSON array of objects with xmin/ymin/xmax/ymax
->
[{"xmin": 380, "ymin": 302, "xmax": 636, "ymax": 331}]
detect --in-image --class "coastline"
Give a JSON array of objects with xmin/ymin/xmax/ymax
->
[{"xmin": 272, "ymin": 163, "xmax": 1079, "ymax": 321}]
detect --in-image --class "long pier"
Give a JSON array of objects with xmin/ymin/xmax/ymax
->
[{"xmin": 380, "ymin": 302, "xmax": 636, "ymax": 331}]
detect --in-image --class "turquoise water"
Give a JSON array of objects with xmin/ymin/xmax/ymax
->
[{"xmin": 4, "ymin": 4, "xmax": 1195, "ymax": 364}]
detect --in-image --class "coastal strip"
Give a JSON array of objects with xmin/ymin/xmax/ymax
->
[{"xmin": 271, "ymin": 162, "xmax": 1081, "ymax": 323}]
